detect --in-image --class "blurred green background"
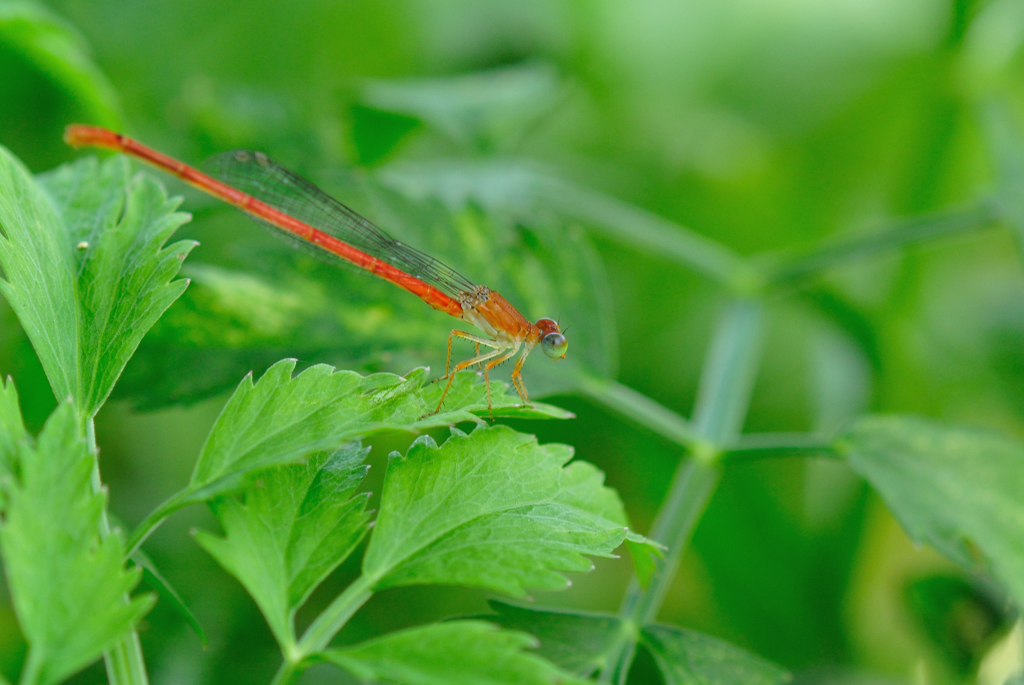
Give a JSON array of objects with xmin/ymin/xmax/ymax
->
[{"xmin": 3, "ymin": 0, "xmax": 1024, "ymax": 683}]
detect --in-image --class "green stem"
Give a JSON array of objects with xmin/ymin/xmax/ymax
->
[
  {"xmin": 601, "ymin": 299, "xmax": 765, "ymax": 684},
  {"xmin": 86, "ymin": 418, "xmax": 150, "ymax": 685},
  {"xmin": 721, "ymin": 432, "xmax": 838, "ymax": 462},
  {"xmin": 125, "ymin": 491, "xmax": 189, "ymax": 558},
  {"xmin": 272, "ymin": 574, "xmax": 377, "ymax": 685},
  {"xmin": 102, "ymin": 632, "xmax": 149, "ymax": 685},
  {"xmin": 579, "ymin": 376, "xmax": 704, "ymax": 450},
  {"xmin": 541, "ymin": 180, "xmax": 757, "ymax": 290},
  {"xmin": 764, "ymin": 203, "xmax": 998, "ymax": 285},
  {"xmin": 616, "ymin": 458, "xmax": 720, "ymax": 641}
]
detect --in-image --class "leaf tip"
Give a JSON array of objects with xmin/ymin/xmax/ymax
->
[{"xmin": 410, "ymin": 433, "xmax": 438, "ymax": 450}]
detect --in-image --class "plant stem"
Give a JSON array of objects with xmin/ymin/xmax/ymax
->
[
  {"xmin": 102, "ymin": 632, "xmax": 149, "ymax": 685},
  {"xmin": 764, "ymin": 203, "xmax": 998, "ymax": 285},
  {"xmin": 272, "ymin": 574, "xmax": 377, "ymax": 685},
  {"xmin": 619, "ymin": 459, "xmax": 720, "ymax": 629},
  {"xmin": 85, "ymin": 418, "xmax": 150, "ymax": 685},
  {"xmin": 579, "ymin": 376, "xmax": 703, "ymax": 450},
  {"xmin": 125, "ymin": 492, "xmax": 189, "ymax": 557},
  {"xmin": 601, "ymin": 298, "xmax": 765, "ymax": 684},
  {"xmin": 722, "ymin": 432, "xmax": 838, "ymax": 462},
  {"xmin": 541, "ymin": 179, "xmax": 757, "ymax": 290}
]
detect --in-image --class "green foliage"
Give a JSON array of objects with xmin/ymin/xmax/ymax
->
[
  {"xmin": 376, "ymin": 159, "xmax": 749, "ymax": 288},
  {"xmin": 358, "ymin": 62, "xmax": 563, "ymax": 153},
  {"xmin": 642, "ymin": 625, "xmax": 791, "ymax": 685},
  {"xmin": 0, "ymin": 377, "xmax": 26, "ymax": 503},
  {"xmin": 185, "ymin": 360, "xmax": 650, "ymax": 680},
  {"xmin": 363, "ymin": 424, "xmax": 648, "ymax": 595},
  {"xmin": 483, "ymin": 602, "xmax": 790, "ymax": 685},
  {"xmin": 194, "ymin": 443, "xmax": 372, "ymax": 648},
  {"xmin": 8, "ymin": 2, "xmax": 1024, "ymax": 683},
  {"xmin": 141, "ymin": 360, "xmax": 571, "ymax": 540},
  {"xmin": 984, "ymin": 101, "xmax": 1024, "ymax": 249},
  {"xmin": 839, "ymin": 416, "xmax": 1024, "ymax": 608},
  {"xmin": 131, "ymin": 548, "xmax": 207, "ymax": 647},
  {"xmin": 0, "ymin": 2, "xmax": 120, "ymax": 170},
  {"xmin": 115, "ymin": 176, "xmax": 614, "ymax": 408},
  {"xmin": 323, "ymin": 621, "xmax": 588, "ymax": 685},
  {"xmin": 189, "ymin": 362, "xmax": 566, "ymax": 496},
  {"xmin": 483, "ymin": 601, "xmax": 624, "ymax": 676},
  {"xmin": 0, "ymin": 395, "xmax": 152, "ymax": 685},
  {"xmin": 0, "ymin": 2, "xmax": 119, "ymax": 126},
  {"xmin": 0, "ymin": 149, "xmax": 194, "ymax": 421}
]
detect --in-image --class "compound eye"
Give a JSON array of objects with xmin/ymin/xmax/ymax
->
[{"xmin": 541, "ymin": 332, "xmax": 568, "ymax": 359}]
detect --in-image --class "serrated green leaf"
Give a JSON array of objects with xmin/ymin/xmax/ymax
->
[
  {"xmin": 0, "ymin": 400, "xmax": 153, "ymax": 685},
  {"xmin": 483, "ymin": 601, "xmax": 624, "ymax": 676},
  {"xmin": 322, "ymin": 620, "xmax": 588, "ymax": 685},
  {"xmin": 0, "ymin": 149, "xmax": 194, "ymax": 419},
  {"xmin": 194, "ymin": 443, "xmax": 372, "ymax": 649},
  {"xmin": 188, "ymin": 360, "xmax": 569, "ymax": 500},
  {"xmin": 362, "ymin": 424, "xmax": 633, "ymax": 596},
  {"xmin": 0, "ymin": 148, "xmax": 77, "ymax": 403},
  {"xmin": 0, "ymin": 2, "xmax": 120, "ymax": 127},
  {"xmin": 641, "ymin": 624, "xmax": 790, "ymax": 685},
  {"xmin": 838, "ymin": 415, "xmax": 1024, "ymax": 607},
  {"xmin": 130, "ymin": 361, "xmax": 570, "ymax": 552}
]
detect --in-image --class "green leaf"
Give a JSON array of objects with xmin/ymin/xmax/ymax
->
[
  {"xmin": 0, "ymin": 2, "xmax": 120, "ymax": 127},
  {"xmin": 625, "ymin": 538, "xmax": 661, "ymax": 589},
  {"xmin": 483, "ymin": 601, "xmax": 624, "ymax": 676},
  {"xmin": 0, "ymin": 149, "xmax": 194, "ymax": 419},
  {"xmin": 0, "ymin": 377, "xmax": 26, "ymax": 506},
  {"xmin": 641, "ymin": 624, "xmax": 791, "ymax": 685},
  {"xmin": 482, "ymin": 603, "xmax": 789, "ymax": 684},
  {"xmin": 194, "ymin": 443, "xmax": 372, "ymax": 649},
  {"xmin": 838, "ymin": 415, "xmax": 1024, "ymax": 607},
  {"xmin": 362, "ymin": 424, "xmax": 637, "ymax": 596},
  {"xmin": 322, "ymin": 620, "xmax": 588, "ymax": 685},
  {"xmin": 188, "ymin": 360, "xmax": 569, "ymax": 499},
  {"xmin": 0, "ymin": 400, "xmax": 153, "ymax": 685},
  {"xmin": 131, "ymin": 361, "xmax": 569, "ymax": 552},
  {"xmin": 358, "ymin": 62, "xmax": 563, "ymax": 152}
]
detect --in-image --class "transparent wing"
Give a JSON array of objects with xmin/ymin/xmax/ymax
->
[{"xmin": 202, "ymin": 150, "xmax": 477, "ymax": 298}]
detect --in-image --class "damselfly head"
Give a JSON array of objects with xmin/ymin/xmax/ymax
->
[{"xmin": 535, "ymin": 318, "xmax": 568, "ymax": 360}]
